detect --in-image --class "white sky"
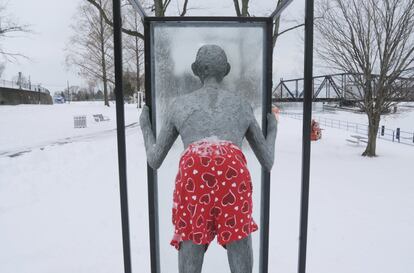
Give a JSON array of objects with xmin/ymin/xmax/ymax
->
[{"xmin": 1, "ymin": 0, "xmax": 306, "ymax": 93}]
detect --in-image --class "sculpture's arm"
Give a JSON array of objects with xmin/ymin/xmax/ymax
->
[
  {"xmin": 140, "ymin": 105, "xmax": 179, "ymax": 169},
  {"xmin": 245, "ymin": 108, "xmax": 278, "ymax": 172}
]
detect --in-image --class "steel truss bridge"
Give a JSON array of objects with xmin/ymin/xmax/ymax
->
[{"xmin": 273, "ymin": 73, "xmax": 414, "ymax": 103}]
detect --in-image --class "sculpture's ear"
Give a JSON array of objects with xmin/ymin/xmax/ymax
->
[
  {"xmin": 224, "ymin": 63, "xmax": 231, "ymax": 76},
  {"xmin": 191, "ymin": 62, "xmax": 199, "ymax": 77}
]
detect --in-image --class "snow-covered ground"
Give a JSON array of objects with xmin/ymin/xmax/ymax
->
[
  {"xmin": 0, "ymin": 101, "xmax": 413, "ymax": 273},
  {"xmin": 279, "ymin": 102, "xmax": 414, "ymax": 131}
]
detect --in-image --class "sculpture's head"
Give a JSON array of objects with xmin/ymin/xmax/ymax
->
[{"xmin": 191, "ymin": 44, "xmax": 231, "ymax": 84}]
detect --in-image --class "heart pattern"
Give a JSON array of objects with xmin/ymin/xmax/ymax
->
[
  {"xmin": 184, "ymin": 157, "xmax": 194, "ymax": 169},
  {"xmin": 222, "ymin": 190, "xmax": 236, "ymax": 206},
  {"xmin": 199, "ymin": 193, "xmax": 210, "ymax": 205},
  {"xmin": 225, "ymin": 166, "xmax": 238, "ymax": 180},
  {"xmin": 241, "ymin": 201, "xmax": 249, "ymax": 214},
  {"xmin": 242, "ymin": 223, "xmax": 250, "ymax": 234},
  {"xmin": 170, "ymin": 140, "xmax": 259, "ymax": 251},
  {"xmin": 210, "ymin": 206, "xmax": 222, "ymax": 217},
  {"xmin": 200, "ymin": 156, "xmax": 211, "ymax": 167},
  {"xmin": 187, "ymin": 204, "xmax": 196, "ymax": 217},
  {"xmin": 225, "ymin": 215, "xmax": 236, "ymax": 228},
  {"xmin": 214, "ymin": 156, "xmax": 225, "ymax": 166},
  {"xmin": 202, "ymin": 172, "xmax": 217, "ymax": 188},
  {"xmin": 193, "ymin": 232, "xmax": 204, "ymax": 244},
  {"xmin": 238, "ymin": 181, "xmax": 248, "ymax": 193},
  {"xmin": 221, "ymin": 231, "xmax": 232, "ymax": 242},
  {"xmin": 196, "ymin": 215, "xmax": 204, "ymax": 227},
  {"xmin": 185, "ymin": 178, "xmax": 195, "ymax": 192},
  {"xmin": 177, "ymin": 217, "xmax": 187, "ymax": 229}
]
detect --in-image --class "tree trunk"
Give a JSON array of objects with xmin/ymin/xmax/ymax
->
[
  {"xmin": 362, "ymin": 113, "xmax": 380, "ymax": 157},
  {"xmin": 241, "ymin": 0, "xmax": 249, "ymax": 16},
  {"xmin": 99, "ymin": 1, "xmax": 110, "ymax": 107},
  {"xmin": 154, "ymin": 0, "xmax": 164, "ymax": 17},
  {"xmin": 134, "ymin": 13, "xmax": 141, "ymax": 108}
]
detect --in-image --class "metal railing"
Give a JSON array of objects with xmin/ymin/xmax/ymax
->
[
  {"xmin": 283, "ymin": 112, "xmax": 414, "ymax": 146},
  {"xmin": 0, "ymin": 79, "xmax": 49, "ymax": 94}
]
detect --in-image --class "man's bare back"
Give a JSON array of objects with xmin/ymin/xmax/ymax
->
[{"xmin": 171, "ymin": 84, "xmax": 252, "ymax": 147}]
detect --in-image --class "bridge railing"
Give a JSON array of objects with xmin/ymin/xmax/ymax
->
[
  {"xmin": 0, "ymin": 79, "xmax": 49, "ymax": 94},
  {"xmin": 283, "ymin": 112, "xmax": 414, "ymax": 146},
  {"xmin": 274, "ymin": 72, "xmax": 414, "ymax": 102}
]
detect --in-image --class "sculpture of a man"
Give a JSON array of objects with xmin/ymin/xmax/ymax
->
[{"xmin": 140, "ymin": 44, "xmax": 277, "ymax": 273}]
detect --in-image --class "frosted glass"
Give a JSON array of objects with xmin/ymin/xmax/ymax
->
[{"xmin": 150, "ymin": 21, "xmax": 266, "ymax": 273}]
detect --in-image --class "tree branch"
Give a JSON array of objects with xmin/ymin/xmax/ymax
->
[
  {"xmin": 85, "ymin": 0, "xmax": 144, "ymax": 39},
  {"xmin": 180, "ymin": 0, "xmax": 189, "ymax": 16},
  {"xmin": 233, "ymin": 0, "xmax": 241, "ymax": 17}
]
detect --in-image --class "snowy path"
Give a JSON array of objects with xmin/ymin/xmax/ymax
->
[{"xmin": 0, "ymin": 122, "xmax": 138, "ymax": 158}]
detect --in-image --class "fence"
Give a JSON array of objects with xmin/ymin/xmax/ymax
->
[
  {"xmin": 0, "ymin": 79, "xmax": 49, "ymax": 94},
  {"xmin": 283, "ymin": 112, "xmax": 414, "ymax": 146}
]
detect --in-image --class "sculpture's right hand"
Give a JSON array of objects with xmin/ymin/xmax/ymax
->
[
  {"xmin": 267, "ymin": 112, "xmax": 278, "ymax": 131},
  {"xmin": 139, "ymin": 105, "xmax": 151, "ymax": 128}
]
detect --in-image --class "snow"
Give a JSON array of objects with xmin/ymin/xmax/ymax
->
[
  {"xmin": 0, "ymin": 101, "xmax": 413, "ymax": 273},
  {"xmin": 280, "ymin": 102, "xmax": 414, "ymax": 132}
]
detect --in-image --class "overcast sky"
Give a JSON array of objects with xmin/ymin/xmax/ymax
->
[{"xmin": 1, "ymin": 0, "xmax": 305, "ymax": 93}]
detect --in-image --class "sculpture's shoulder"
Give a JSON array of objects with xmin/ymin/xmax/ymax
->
[
  {"xmin": 227, "ymin": 91, "xmax": 251, "ymax": 107},
  {"xmin": 167, "ymin": 94, "xmax": 196, "ymax": 128},
  {"xmin": 170, "ymin": 89, "xmax": 253, "ymax": 115},
  {"xmin": 170, "ymin": 93, "xmax": 196, "ymax": 113},
  {"xmin": 223, "ymin": 91, "xmax": 254, "ymax": 114}
]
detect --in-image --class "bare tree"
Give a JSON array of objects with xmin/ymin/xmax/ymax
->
[
  {"xmin": 66, "ymin": 0, "xmax": 114, "ymax": 106},
  {"xmin": 123, "ymin": 5, "xmax": 145, "ymax": 101},
  {"xmin": 315, "ymin": 0, "xmax": 414, "ymax": 156},
  {"xmin": 232, "ymin": 0, "xmax": 305, "ymax": 51},
  {"xmin": 84, "ymin": 0, "xmax": 191, "ymax": 39},
  {"xmin": 85, "ymin": 0, "xmax": 144, "ymax": 38},
  {"xmin": 233, "ymin": 0, "xmax": 249, "ymax": 17},
  {"xmin": 0, "ymin": 1, "xmax": 30, "ymax": 62}
]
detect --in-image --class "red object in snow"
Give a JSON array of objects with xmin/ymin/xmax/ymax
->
[{"xmin": 311, "ymin": 119, "xmax": 322, "ymax": 141}]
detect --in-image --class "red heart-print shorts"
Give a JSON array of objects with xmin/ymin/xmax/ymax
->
[{"xmin": 170, "ymin": 140, "xmax": 258, "ymax": 251}]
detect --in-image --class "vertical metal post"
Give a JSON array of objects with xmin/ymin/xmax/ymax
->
[
  {"xmin": 298, "ymin": 0, "xmax": 314, "ymax": 272},
  {"xmin": 396, "ymin": 128, "xmax": 400, "ymax": 142},
  {"xmin": 144, "ymin": 20, "xmax": 161, "ymax": 273},
  {"xmin": 259, "ymin": 17, "xmax": 274, "ymax": 273},
  {"xmin": 113, "ymin": 1, "xmax": 132, "ymax": 273}
]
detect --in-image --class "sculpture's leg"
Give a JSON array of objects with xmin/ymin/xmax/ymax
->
[
  {"xmin": 226, "ymin": 235, "xmax": 253, "ymax": 273},
  {"xmin": 178, "ymin": 241, "xmax": 206, "ymax": 273}
]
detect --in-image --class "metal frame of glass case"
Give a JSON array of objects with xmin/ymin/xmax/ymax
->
[{"xmin": 110, "ymin": 0, "xmax": 315, "ymax": 272}]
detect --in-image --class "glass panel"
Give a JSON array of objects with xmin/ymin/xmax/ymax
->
[{"xmin": 150, "ymin": 21, "xmax": 266, "ymax": 273}]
